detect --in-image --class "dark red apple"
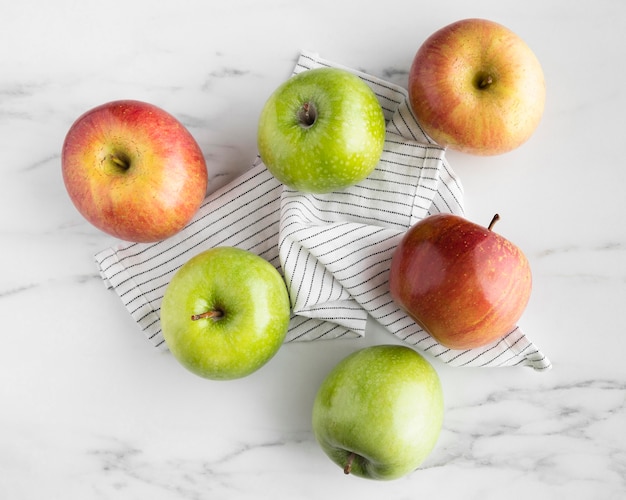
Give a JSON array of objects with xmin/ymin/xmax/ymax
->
[{"xmin": 389, "ymin": 213, "xmax": 532, "ymax": 350}]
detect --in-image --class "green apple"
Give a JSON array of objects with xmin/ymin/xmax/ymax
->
[
  {"xmin": 160, "ymin": 247, "xmax": 291, "ymax": 380},
  {"xmin": 257, "ymin": 67, "xmax": 386, "ymax": 193},
  {"xmin": 312, "ymin": 345, "xmax": 444, "ymax": 480}
]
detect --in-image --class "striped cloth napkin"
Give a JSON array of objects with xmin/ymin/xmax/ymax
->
[{"xmin": 95, "ymin": 50, "xmax": 551, "ymax": 371}]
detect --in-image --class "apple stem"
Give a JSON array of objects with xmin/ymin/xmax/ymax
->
[
  {"xmin": 488, "ymin": 213, "xmax": 500, "ymax": 231},
  {"xmin": 344, "ymin": 452, "xmax": 356, "ymax": 475},
  {"xmin": 109, "ymin": 153, "xmax": 131, "ymax": 171},
  {"xmin": 191, "ymin": 310, "xmax": 223, "ymax": 321},
  {"xmin": 298, "ymin": 102, "xmax": 317, "ymax": 128},
  {"xmin": 479, "ymin": 75, "xmax": 494, "ymax": 89}
]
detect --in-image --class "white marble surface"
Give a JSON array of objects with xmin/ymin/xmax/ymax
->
[{"xmin": 1, "ymin": 1, "xmax": 625, "ymax": 498}]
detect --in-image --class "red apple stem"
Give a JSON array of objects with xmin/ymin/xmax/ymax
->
[
  {"xmin": 191, "ymin": 310, "xmax": 223, "ymax": 321},
  {"xmin": 479, "ymin": 75, "xmax": 494, "ymax": 89},
  {"xmin": 344, "ymin": 452, "xmax": 356, "ymax": 475},
  {"xmin": 107, "ymin": 150, "xmax": 133, "ymax": 171},
  {"xmin": 110, "ymin": 154, "xmax": 128, "ymax": 169},
  {"xmin": 488, "ymin": 213, "xmax": 500, "ymax": 231}
]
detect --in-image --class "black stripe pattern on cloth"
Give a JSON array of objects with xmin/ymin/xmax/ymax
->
[{"xmin": 95, "ymin": 50, "xmax": 551, "ymax": 371}]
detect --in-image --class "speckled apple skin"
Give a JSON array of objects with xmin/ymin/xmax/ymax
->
[
  {"xmin": 62, "ymin": 99, "xmax": 208, "ymax": 242},
  {"xmin": 312, "ymin": 345, "xmax": 444, "ymax": 480},
  {"xmin": 389, "ymin": 213, "xmax": 532, "ymax": 349},
  {"xmin": 408, "ymin": 18, "xmax": 546, "ymax": 156},
  {"xmin": 257, "ymin": 68, "xmax": 385, "ymax": 194},
  {"xmin": 160, "ymin": 247, "xmax": 291, "ymax": 380}
]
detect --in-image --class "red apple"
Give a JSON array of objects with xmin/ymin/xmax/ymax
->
[
  {"xmin": 62, "ymin": 99, "xmax": 208, "ymax": 242},
  {"xmin": 408, "ymin": 18, "xmax": 546, "ymax": 156},
  {"xmin": 389, "ymin": 213, "xmax": 532, "ymax": 350}
]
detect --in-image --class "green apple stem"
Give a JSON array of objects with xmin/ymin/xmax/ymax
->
[
  {"xmin": 298, "ymin": 102, "xmax": 317, "ymax": 128},
  {"xmin": 488, "ymin": 213, "xmax": 500, "ymax": 231},
  {"xmin": 191, "ymin": 310, "xmax": 223, "ymax": 321},
  {"xmin": 344, "ymin": 452, "xmax": 356, "ymax": 475}
]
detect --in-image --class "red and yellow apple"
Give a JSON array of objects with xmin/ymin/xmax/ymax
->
[
  {"xmin": 408, "ymin": 18, "xmax": 546, "ymax": 156},
  {"xmin": 61, "ymin": 99, "xmax": 208, "ymax": 242},
  {"xmin": 389, "ymin": 213, "xmax": 532, "ymax": 350}
]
